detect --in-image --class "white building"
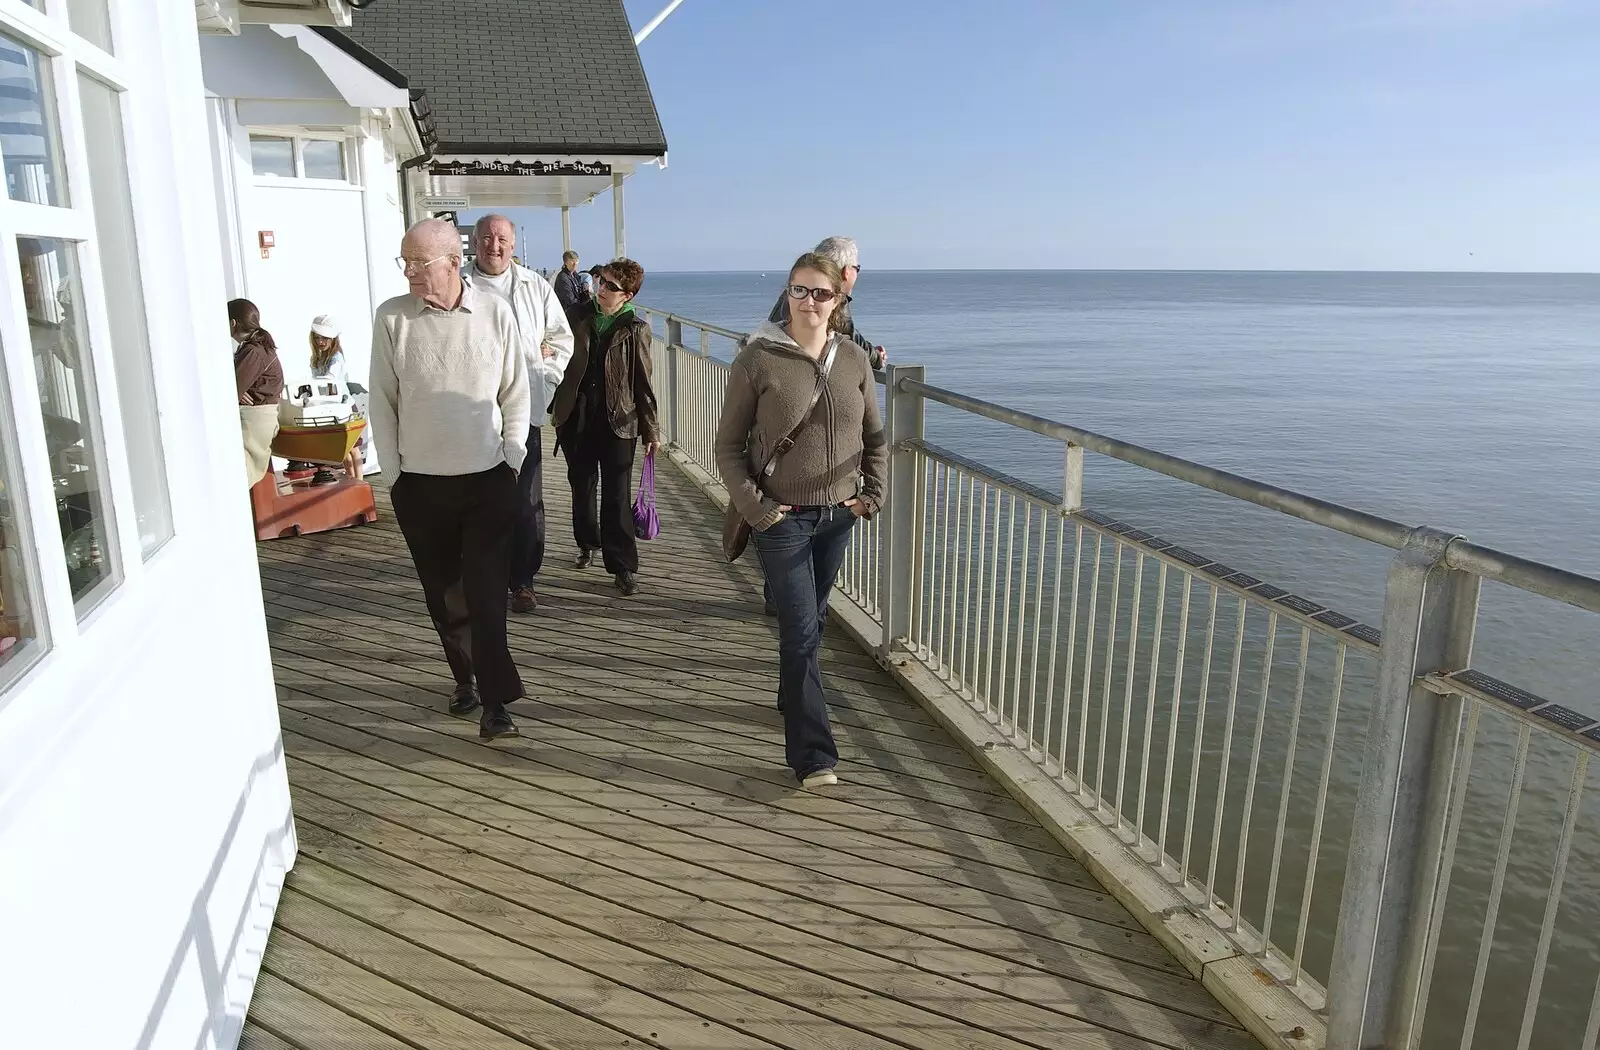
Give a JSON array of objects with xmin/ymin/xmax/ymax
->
[{"xmin": 0, "ymin": 1, "xmax": 665, "ymax": 1047}]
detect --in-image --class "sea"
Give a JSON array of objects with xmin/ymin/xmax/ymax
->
[{"xmin": 640, "ymin": 269, "xmax": 1600, "ymax": 1046}]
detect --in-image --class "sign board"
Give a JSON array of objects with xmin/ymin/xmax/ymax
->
[
  {"xmin": 422, "ymin": 197, "xmax": 470, "ymax": 210},
  {"xmin": 429, "ymin": 159, "xmax": 613, "ymax": 178}
]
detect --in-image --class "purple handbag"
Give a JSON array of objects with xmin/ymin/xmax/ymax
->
[{"xmin": 633, "ymin": 450, "xmax": 660, "ymax": 540}]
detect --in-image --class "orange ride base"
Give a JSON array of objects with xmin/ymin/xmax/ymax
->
[{"xmin": 250, "ymin": 470, "xmax": 378, "ymax": 541}]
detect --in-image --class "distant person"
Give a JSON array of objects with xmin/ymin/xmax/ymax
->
[
  {"xmin": 465, "ymin": 214, "xmax": 575, "ymax": 614},
  {"xmin": 767, "ymin": 236, "xmax": 886, "ymax": 371},
  {"xmin": 305, "ymin": 314, "xmax": 363, "ymax": 477},
  {"xmin": 715, "ymin": 252, "xmax": 888, "ymax": 789},
  {"xmin": 308, "ymin": 314, "xmax": 347, "ymax": 384},
  {"xmin": 552, "ymin": 250, "xmax": 591, "ymax": 319},
  {"xmin": 549, "ymin": 258, "xmax": 660, "ymax": 597},
  {"xmin": 230, "ymin": 298, "xmax": 283, "ymax": 488},
  {"xmin": 370, "ymin": 218, "xmax": 530, "ymax": 740}
]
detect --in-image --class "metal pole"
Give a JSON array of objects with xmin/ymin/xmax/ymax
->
[
  {"xmin": 880, "ymin": 365, "xmax": 925, "ymax": 655},
  {"xmin": 1063, "ymin": 441, "xmax": 1083, "ymax": 512},
  {"xmin": 561, "ymin": 207, "xmax": 571, "ymax": 254},
  {"xmin": 662, "ymin": 318, "xmax": 683, "ymax": 449},
  {"xmin": 1326, "ymin": 526, "xmax": 1479, "ymax": 1050},
  {"xmin": 612, "ymin": 173, "xmax": 625, "ymax": 258}
]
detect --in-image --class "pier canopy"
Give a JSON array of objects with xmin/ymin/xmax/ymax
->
[{"xmin": 336, "ymin": 0, "xmax": 668, "ymax": 254}]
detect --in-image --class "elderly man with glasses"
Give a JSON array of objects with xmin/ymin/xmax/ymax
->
[{"xmin": 369, "ymin": 218, "xmax": 530, "ymax": 740}]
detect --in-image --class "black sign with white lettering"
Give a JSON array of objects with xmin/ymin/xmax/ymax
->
[{"xmin": 429, "ymin": 159, "xmax": 613, "ymax": 178}]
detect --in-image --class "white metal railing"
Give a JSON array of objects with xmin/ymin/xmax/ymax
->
[{"xmin": 640, "ymin": 306, "xmax": 1600, "ymax": 1050}]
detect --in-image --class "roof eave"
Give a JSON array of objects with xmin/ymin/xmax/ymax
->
[{"xmin": 435, "ymin": 141, "xmax": 668, "ymax": 158}]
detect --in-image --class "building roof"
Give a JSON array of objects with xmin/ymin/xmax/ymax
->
[{"xmin": 334, "ymin": 0, "xmax": 667, "ymax": 158}]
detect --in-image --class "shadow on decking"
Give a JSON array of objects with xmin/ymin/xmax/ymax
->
[{"xmin": 243, "ymin": 446, "xmax": 1260, "ymax": 1050}]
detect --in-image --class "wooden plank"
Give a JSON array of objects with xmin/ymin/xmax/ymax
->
[
  {"xmin": 269, "ymin": 632, "xmax": 1071, "ymax": 864},
  {"xmin": 274, "ymin": 886, "xmax": 771, "ymax": 1050},
  {"xmin": 282, "ymin": 762, "xmax": 1243, "ymax": 1043},
  {"xmin": 263, "ymin": 929, "xmax": 539, "ymax": 1050},
  {"xmin": 258, "ymin": 562, "xmax": 947, "ymax": 742},
  {"xmin": 236, "ymin": 1023, "xmax": 302, "ymax": 1050},
  {"xmin": 287, "ymin": 851, "xmax": 906, "ymax": 1050},
  {"xmin": 247, "ymin": 972, "xmax": 421, "ymax": 1050},
  {"xmin": 267, "ymin": 614, "xmax": 1036, "ymax": 838},
  {"xmin": 285, "ymin": 785, "xmax": 1250, "ymax": 1050},
  {"xmin": 275, "ymin": 681, "xmax": 1126, "ymax": 920}
]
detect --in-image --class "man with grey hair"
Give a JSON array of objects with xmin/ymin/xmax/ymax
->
[
  {"xmin": 766, "ymin": 235, "xmax": 886, "ymax": 371},
  {"xmin": 465, "ymin": 214, "xmax": 574, "ymax": 614},
  {"xmin": 371, "ymin": 218, "xmax": 531, "ymax": 740}
]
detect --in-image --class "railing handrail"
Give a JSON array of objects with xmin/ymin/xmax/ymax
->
[{"xmin": 642, "ymin": 304, "xmax": 1600, "ymax": 616}]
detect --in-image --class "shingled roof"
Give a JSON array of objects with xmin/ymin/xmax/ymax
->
[{"xmin": 333, "ymin": 0, "xmax": 667, "ymax": 157}]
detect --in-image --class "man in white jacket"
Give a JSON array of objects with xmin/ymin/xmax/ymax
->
[{"xmin": 465, "ymin": 214, "xmax": 575, "ymax": 613}]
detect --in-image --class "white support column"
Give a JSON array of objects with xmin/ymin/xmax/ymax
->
[
  {"xmin": 612, "ymin": 173, "xmax": 625, "ymax": 258},
  {"xmin": 561, "ymin": 206, "xmax": 572, "ymax": 254}
]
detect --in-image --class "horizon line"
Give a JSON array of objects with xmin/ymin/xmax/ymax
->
[{"xmin": 634, "ymin": 267, "xmax": 1600, "ymax": 277}]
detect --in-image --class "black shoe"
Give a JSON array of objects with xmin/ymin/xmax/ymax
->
[
  {"xmin": 576, "ymin": 549, "xmax": 597, "ymax": 570},
  {"xmin": 448, "ymin": 683, "xmax": 481, "ymax": 716},
  {"xmin": 615, "ymin": 570, "xmax": 640, "ymax": 596},
  {"xmin": 479, "ymin": 705, "xmax": 518, "ymax": 740},
  {"xmin": 763, "ymin": 600, "xmax": 778, "ymax": 617}
]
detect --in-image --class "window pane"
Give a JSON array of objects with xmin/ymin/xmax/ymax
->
[
  {"xmin": 0, "ymin": 352, "xmax": 46, "ymax": 690},
  {"xmin": 18, "ymin": 238, "xmax": 120, "ymax": 609},
  {"xmin": 67, "ymin": 0, "xmax": 114, "ymax": 52},
  {"xmin": 249, "ymin": 136, "xmax": 294, "ymax": 178},
  {"xmin": 79, "ymin": 75, "xmax": 170, "ymax": 556},
  {"xmin": 301, "ymin": 140, "xmax": 345, "ymax": 181},
  {"xmin": 0, "ymin": 34, "xmax": 67, "ymax": 207}
]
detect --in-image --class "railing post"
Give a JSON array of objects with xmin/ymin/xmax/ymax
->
[
  {"xmin": 1327, "ymin": 526, "xmax": 1479, "ymax": 1050},
  {"xmin": 879, "ymin": 364, "xmax": 925, "ymax": 656},
  {"xmin": 664, "ymin": 316, "xmax": 683, "ymax": 448},
  {"xmin": 1063, "ymin": 441, "xmax": 1083, "ymax": 512}
]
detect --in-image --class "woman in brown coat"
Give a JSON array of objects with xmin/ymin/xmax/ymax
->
[{"xmin": 548, "ymin": 259, "xmax": 659, "ymax": 596}]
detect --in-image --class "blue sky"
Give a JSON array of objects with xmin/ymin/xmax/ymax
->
[{"xmin": 502, "ymin": 0, "xmax": 1600, "ymax": 272}]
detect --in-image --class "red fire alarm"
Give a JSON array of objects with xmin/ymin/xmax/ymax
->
[{"xmin": 259, "ymin": 230, "xmax": 275, "ymax": 258}]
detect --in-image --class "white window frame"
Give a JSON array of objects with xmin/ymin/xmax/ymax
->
[
  {"xmin": 247, "ymin": 129, "xmax": 359, "ymax": 187},
  {"xmin": 0, "ymin": 0, "xmax": 173, "ymax": 705}
]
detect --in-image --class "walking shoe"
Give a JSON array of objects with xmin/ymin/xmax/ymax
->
[
  {"xmin": 763, "ymin": 600, "xmax": 778, "ymax": 617},
  {"xmin": 576, "ymin": 548, "xmax": 598, "ymax": 569},
  {"xmin": 615, "ymin": 570, "xmax": 640, "ymax": 597},
  {"xmin": 510, "ymin": 587, "xmax": 538, "ymax": 614},
  {"xmin": 801, "ymin": 767, "xmax": 838, "ymax": 789},
  {"xmin": 448, "ymin": 683, "xmax": 481, "ymax": 716},
  {"xmin": 479, "ymin": 706, "xmax": 518, "ymax": 740}
]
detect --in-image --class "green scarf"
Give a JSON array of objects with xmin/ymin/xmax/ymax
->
[{"xmin": 594, "ymin": 300, "xmax": 635, "ymax": 337}]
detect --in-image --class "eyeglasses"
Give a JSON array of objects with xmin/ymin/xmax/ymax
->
[
  {"xmin": 787, "ymin": 283, "xmax": 840, "ymax": 303},
  {"xmin": 596, "ymin": 276, "xmax": 625, "ymax": 294},
  {"xmin": 395, "ymin": 253, "xmax": 453, "ymax": 275}
]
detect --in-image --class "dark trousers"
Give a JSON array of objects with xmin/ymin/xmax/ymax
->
[
  {"xmin": 389, "ymin": 465, "xmax": 524, "ymax": 708},
  {"xmin": 562, "ymin": 421, "xmax": 637, "ymax": 575},
  {"xmin": 751, "ymin": 507, "xmax": 857, "ymax": 779},
  {"xmin": 509, "ymin": 425, "xmax": 545, "ymax": 589}
]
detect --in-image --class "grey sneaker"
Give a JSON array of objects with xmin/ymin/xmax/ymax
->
[{"xmin": 801, "ymin": 768, "xmax": 838, "ymax": 789}]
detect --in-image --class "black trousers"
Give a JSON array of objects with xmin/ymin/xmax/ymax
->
[
  {"xmin": 561, "ymin": 421, "xmax": 637, "ymax": 575},
  {"xmin": 509, "ymin": 425, "xmax": 545, "ymax": 589},
  {"xmin": 389, "ymin": 464, "xmax": 524, "ymax": 708}
]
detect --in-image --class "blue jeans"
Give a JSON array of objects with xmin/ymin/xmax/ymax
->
[{"xmin": 751, "ymin": 507, "xmax": 857, "ymax": 779}]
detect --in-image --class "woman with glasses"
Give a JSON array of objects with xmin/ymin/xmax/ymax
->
[
  {"xmin": 714, "ymin": 252, "xmax": 888, "ymax": 789},
  {"xmin": 549, "ymin": 259, "xmax": 660, "ymax": 596}
]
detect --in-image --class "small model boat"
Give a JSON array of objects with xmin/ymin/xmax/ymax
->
[{"xmin": 273, "ymin": 377, "xmax": 366, "ymax": 467}]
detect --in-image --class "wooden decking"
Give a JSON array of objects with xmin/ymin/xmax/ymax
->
[{"xmin": 246, "ymin": 449, "xmax": 1258, "ymax": 1050}]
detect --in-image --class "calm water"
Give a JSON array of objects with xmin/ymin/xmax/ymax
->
[{"xmin": 642, "ymin": 270, "xmax": 1600, "ymax": 1046}]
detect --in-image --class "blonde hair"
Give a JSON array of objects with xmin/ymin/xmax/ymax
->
[
  {"xmin": 787, "ymin": 252, "xmax": 849, "ymax": 334},
  {"xmin": 309, "ymin": 332, "xmax": 342, "ymax": 375}
]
